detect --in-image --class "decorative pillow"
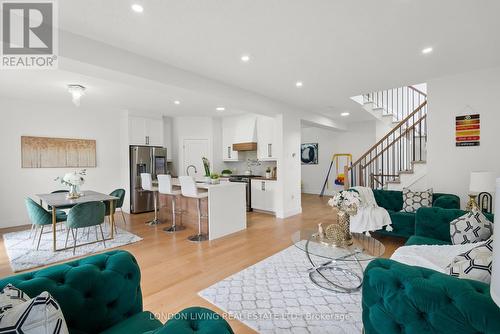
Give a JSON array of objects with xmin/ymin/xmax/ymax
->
[
  {"xmin": 448, "ymin": 238, "xmax": 493, "ymax": 283},
  {"xmin": 450, "ymin": 209, "xmax": 493, "ymax": 245},
  {"xmin": 402, "ymin": 188, "xmax": 433, "ymax": 212},
  {"xmin": 0, "ymin": 285, "xmax": 69, "ymax": 334},
  {"xmin": 0, "ymin": 284, "xmax": 29, "ymax": 313}
]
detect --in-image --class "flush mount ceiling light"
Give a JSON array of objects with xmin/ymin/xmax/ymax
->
[
  {"xmin": 340, "ymin": 112, "xmax": 350, "ymax": 117},
  {"xmin": 216, "ymin": 106, "xmax": 226, "ymax": 112},
  {"xmin": 422, "ymin": 47, "xmax": 433, "ymax": 54},
  {"xmin": 174, "ymin": 100, "xmax": 180, "ymax": 105},
  {"xmin": 67, "ymin": 84, "xmax": 86, "ymax": 107},
  {"xmin": 240, "ymin": 54, "xmax": 251, "ymax": 63},
  {"xmin": 295, "ymin": 81, "xmax": 303, "ymax": 87},
  {"xmin": 131, "ymin": 4, "xmax": 144, "ymax": 13}
]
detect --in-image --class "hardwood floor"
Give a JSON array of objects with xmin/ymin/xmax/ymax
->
[{"xmin": 0, "ymin": 194, "xmax": 404, "ymax": 333}]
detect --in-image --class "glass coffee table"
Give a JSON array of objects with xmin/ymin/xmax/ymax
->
[{"xmin": 292, "ymin": 229, "xmax": 385, "ymax": 293}]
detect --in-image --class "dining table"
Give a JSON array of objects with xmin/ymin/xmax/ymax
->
[{"xmin": 36, "ymin": 190, "xmax": 119, "ymax": 252}]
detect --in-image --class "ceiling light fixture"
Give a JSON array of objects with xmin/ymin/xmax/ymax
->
[
  {"xmin": 174, "ymin": 100, "xmax": 180, "ymax": 105},
  {"xmin": 67, "ymin": 84, "xmax": 86, "ymax": 107},
  {"xmin": 421, "ymin": 47, "xmax": 433, "ymax": 54},
  {"xmin": 240, "ymin": 54, "xmax": 250, "ymax": 62},
  {"xmin": 295, "ymin": 81, "xmax": 303, "ymax": 87},
  {"xmin": 340, "ymin": 112, "xmax": 350, "ymax": 117},
  {"xmin": 216, "ymin": 106, "xmax": 226, "ymax": 112},
  {"xmin": 131, "ymin": 4, "xmax": 144, "ymax": 13}
]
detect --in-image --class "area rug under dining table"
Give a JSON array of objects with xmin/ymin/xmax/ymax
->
[
  {"xmin": 199, "ymin": 245, "xmax": 367, "ymax": 334},
  {"xmin": 2, "ymin": 225, "xmax": 142, "ymax": 272}
]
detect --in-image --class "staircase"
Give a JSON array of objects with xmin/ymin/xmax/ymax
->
[{"xmin": 346, "ymin": 85, "xmax": 428, "ymax": 190}]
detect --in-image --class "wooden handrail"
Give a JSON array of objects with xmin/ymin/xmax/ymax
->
[
  {"xmin": 349, "ymin": 100, "xmax": 427, "ymax": 169},
  {"xmin": 408, "ymin": 85, "xmax": 427, "ymax": 97},
  {"xmin": 361, "ymin": 114, "xmax": 427, "ymax": 168}
]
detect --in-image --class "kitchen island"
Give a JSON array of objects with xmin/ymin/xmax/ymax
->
[{"xmin": 159, "ymin": 180, "xmax": 247, "ymax": 240}]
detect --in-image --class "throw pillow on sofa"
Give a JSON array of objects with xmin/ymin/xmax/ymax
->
[
  {"xmin": 448, "ymin": 238, "xmax": 493, "ymax": 283},
  {"xmin": 402, "ymin": 188, "xmax": 433, "ymax": 212},
  {"xmin": 450, "ymin": 209, "xmax": 493, "ymax": 245},
  {"xmin": 0, "ymin": 284, "xmax": 69, "ymax": 334}
]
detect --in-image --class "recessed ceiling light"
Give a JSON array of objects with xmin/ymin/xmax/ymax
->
[
  {"xmin": 174, "ymin": 100, "xmax": 180, "ymax": 105},
  {"xmin": 131, "ymin": 4, "xmax": 144, "ymax": 13},
  {"xmin": 295, "ymin": 81, "xmax": 303, "ymax": 87},
  {"xmin": 216, "ymin": 106, "xmax": 226, "ymax": 112},
  {"xmin": 340, "ymin": 112, "xmax": 350, "ymax": 117},
  {"xmin": 240, "ymin": 54, "xmax": 250, "ymax": 62},
  {"xmin": 421, "ymin": 47, "xmax": 433, "ymax": 54}
]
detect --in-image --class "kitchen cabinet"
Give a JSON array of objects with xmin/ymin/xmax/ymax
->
[
  {"xmin": 221, "ymin": 117, "xmax": 239, "ymax": 161},
  {"xmin": 129, "ymin": 116, "xmax": 164, "ymax": 146},
  {"xmin": 257, "ymin": 116, "xmax": 277, "ymax": 161},
  {"xmin": 251, "ymin": 179, "xmax": 276, "ymax": 212},
  {"xmin": 163, "ymin": 117, "xmax": 173, "ymax": 161}
]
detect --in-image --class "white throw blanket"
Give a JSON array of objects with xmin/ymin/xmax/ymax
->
[
  {"xmin": 349, "ymin": 186, "xmax": 393, "ymax": 233},
  {"xmin": 391, "ymin": 242, "xmax": 484, "ymax": 273}
]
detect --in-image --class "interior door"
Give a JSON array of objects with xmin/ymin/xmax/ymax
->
[{"xmin": 183, "ymin": 139, "xmax": 209, "ymax": 178}]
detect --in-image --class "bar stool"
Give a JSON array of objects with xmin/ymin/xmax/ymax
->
[
  {"xmin": 178, "ymin": 176, "xmax": 208, "ymax": 242},
  {"xmin": 157, "ymin": 174, "xmax": 185, "ymax": 233},
  {"xmin": 140, "ymin": 173, "xmax": 161, "ymax": 225}
]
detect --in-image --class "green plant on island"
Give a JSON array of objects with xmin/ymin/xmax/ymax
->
[
  {"xmin": 210, "ymin": 173, "xmax": 220, "ymax": 180},
  {"xmin": 202, "ymin": 157, "xmax": 211, "ymax": 176}
]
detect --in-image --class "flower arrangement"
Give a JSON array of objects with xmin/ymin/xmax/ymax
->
[
  {"xmin": 55, "ymin": 169, "xmax": 86, "ymax": 198},
  {"xmin": 328, "ymin": 190, "xmax": 361, "ymax": 213}
]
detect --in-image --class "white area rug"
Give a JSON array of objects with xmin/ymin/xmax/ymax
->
[
  {"xmin": 199, "ymin": 245, "xmax": 365, "ymax": 334},
  {"xmin": 3, "ymin": 225, "xmax": 142, "ymax": 272}
]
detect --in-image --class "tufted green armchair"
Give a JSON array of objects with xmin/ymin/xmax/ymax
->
[
  {"xmin": 0, "ymin": 250, "xmax": 234, "ymax": 334},
  {"xmin": 363, "ymin": 207, "xmax": 498, "ymax": 333}
]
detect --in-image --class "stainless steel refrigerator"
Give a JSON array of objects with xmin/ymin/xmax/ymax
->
[{"xmin": 129, "ymin": 146, "xmax": 168, "ymax": 213}]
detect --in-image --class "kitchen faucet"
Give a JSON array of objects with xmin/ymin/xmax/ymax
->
[{"xmin": 186, "ymin": 164, "xmax": 197, "ymax": 176}]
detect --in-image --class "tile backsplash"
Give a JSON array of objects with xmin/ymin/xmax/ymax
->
[{"xmin": 220, "ymin": 151, "xmax": 276, "ymax": 176}]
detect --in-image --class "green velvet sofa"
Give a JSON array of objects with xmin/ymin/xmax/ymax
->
[
  {"xmin": 363, "ymin": 207, "xmax": 499, "ymax": 333},
  {"xmin": 0, "ymin": 250, "xmax": 233, "ymax": 334},
  {"xmin": 372, "ymin": 190, "xmax": 460, "ymax": 238}
]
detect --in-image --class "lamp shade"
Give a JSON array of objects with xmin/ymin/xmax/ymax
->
[
  {"xmin": 491, "ymin": 178, "xmax": 500, "ymax": 306},
  {"xmin": 469, "ymin": 171, "xmax": 496, "ymax": 194}
]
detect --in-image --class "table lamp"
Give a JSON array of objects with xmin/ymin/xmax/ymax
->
[
  {"xmin": 491, "ymin": 178, "xmax": 500, "ymax": 306},
  {"xmin": 467, "ymin": 171, "xmax": 495, "ymax": 212}
]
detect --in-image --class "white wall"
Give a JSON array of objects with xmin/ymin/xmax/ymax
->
[
  {"xmin": 301, "ymin": 121, "xmax": 376, "ymax": 195},
  {"xmin": 427, "ymin": 66, "xmax": 500, "ymax": 207},
  {"xmin": 0, "ymin": 97, "xmax": 129, "ymax": 228}
]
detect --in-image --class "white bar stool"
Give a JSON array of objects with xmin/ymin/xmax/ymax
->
[
  {"xmin": 157, "ymin": 174, "xmax": 185, "ymax": 233},
  {"xmin": 178, "ymin": 176, "xmax": 208, "ymax": 242},
  {"xmin": 140, "ymin": 173, "xmax": 162, "ymax": 225}
]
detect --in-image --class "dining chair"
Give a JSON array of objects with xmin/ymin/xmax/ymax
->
[
  {"xmin": 157, "ymin": 174, "xmax": 185, "ymax": 233},
  {"xmin": 65, "ymin": 201, "xmax": 106, "ymax": 255},
  {"xmin": 104, "ymin": 189, "xmax": 126, "ymax": 234},
  {"xmin": 25, "ymin": 198, "xmax": 65, "ymax": 250},
  {"xmin": 140, "ymin": 173, "xmax": 161, "ymax": 225},
  {"xmin": 178, "ymin": 176, "xmax": 208, "ymax": 242}
]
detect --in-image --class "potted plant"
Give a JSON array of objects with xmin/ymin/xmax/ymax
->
[
  {"xmin": 202, "ymin": 157, "xmax": 211, "ymax": 183},
  {"xmin": 265, "ymin": 167, "xmax": 272, "ymax": 179},
  {"xmin": 210, "ymin": 173, "xmax": 220, "ymax": 184},
  {"xmin": 221, "ymin": 169, "xmax": 232, "ymax": 177}
]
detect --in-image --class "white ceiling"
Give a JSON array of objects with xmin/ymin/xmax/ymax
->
[{"xmin": 3, "ymin": 1, "xmax": 500, "ymax": 121}]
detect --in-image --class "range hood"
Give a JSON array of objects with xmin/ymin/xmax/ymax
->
[{"xmin": 233, "ymin": 142, "xmax": 257, "ymax": 151}]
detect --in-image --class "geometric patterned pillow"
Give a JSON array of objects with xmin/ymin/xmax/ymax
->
[
  {"xmin": 448, "ymin": 238, "xmax": 493, "ymax": 284},
  {"xmin": 450, "ymin": 209, "xmax": 493, "ymax": 245},
  {"xmin": 0, "ymin": 284, "xmax": 29, "ymax": 314},
  {"xmin": 0, "ymin": 287, "xmax": 69, "ymax": 334},
  {"xmin": 401, "ymin": 188, "xmax": 433, "ymax": 213}
]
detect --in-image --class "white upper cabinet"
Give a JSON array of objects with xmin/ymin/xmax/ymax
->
[
  {"xmin": 257, "ymin": 115, "xmax": 277, "ymax": 161},
  {"xmin": 221, "ymin": 117, "xmax": 239, "ymax": 161},
  {"xmin": 129, "ymin": 115, "xmax": 164, "ymax": 147}
]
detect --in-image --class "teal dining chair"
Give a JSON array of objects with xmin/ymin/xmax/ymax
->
[
  {"xmin": 25, "ymin": 198, "xmax": 66, "ymax": 250},
  {"xmin": 104, "ymin": 189, "xmax": 126, "ymax": 234},
  {"xmin": 64, "ymin": 202, "xmax": 106, "ymax": 254}
]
